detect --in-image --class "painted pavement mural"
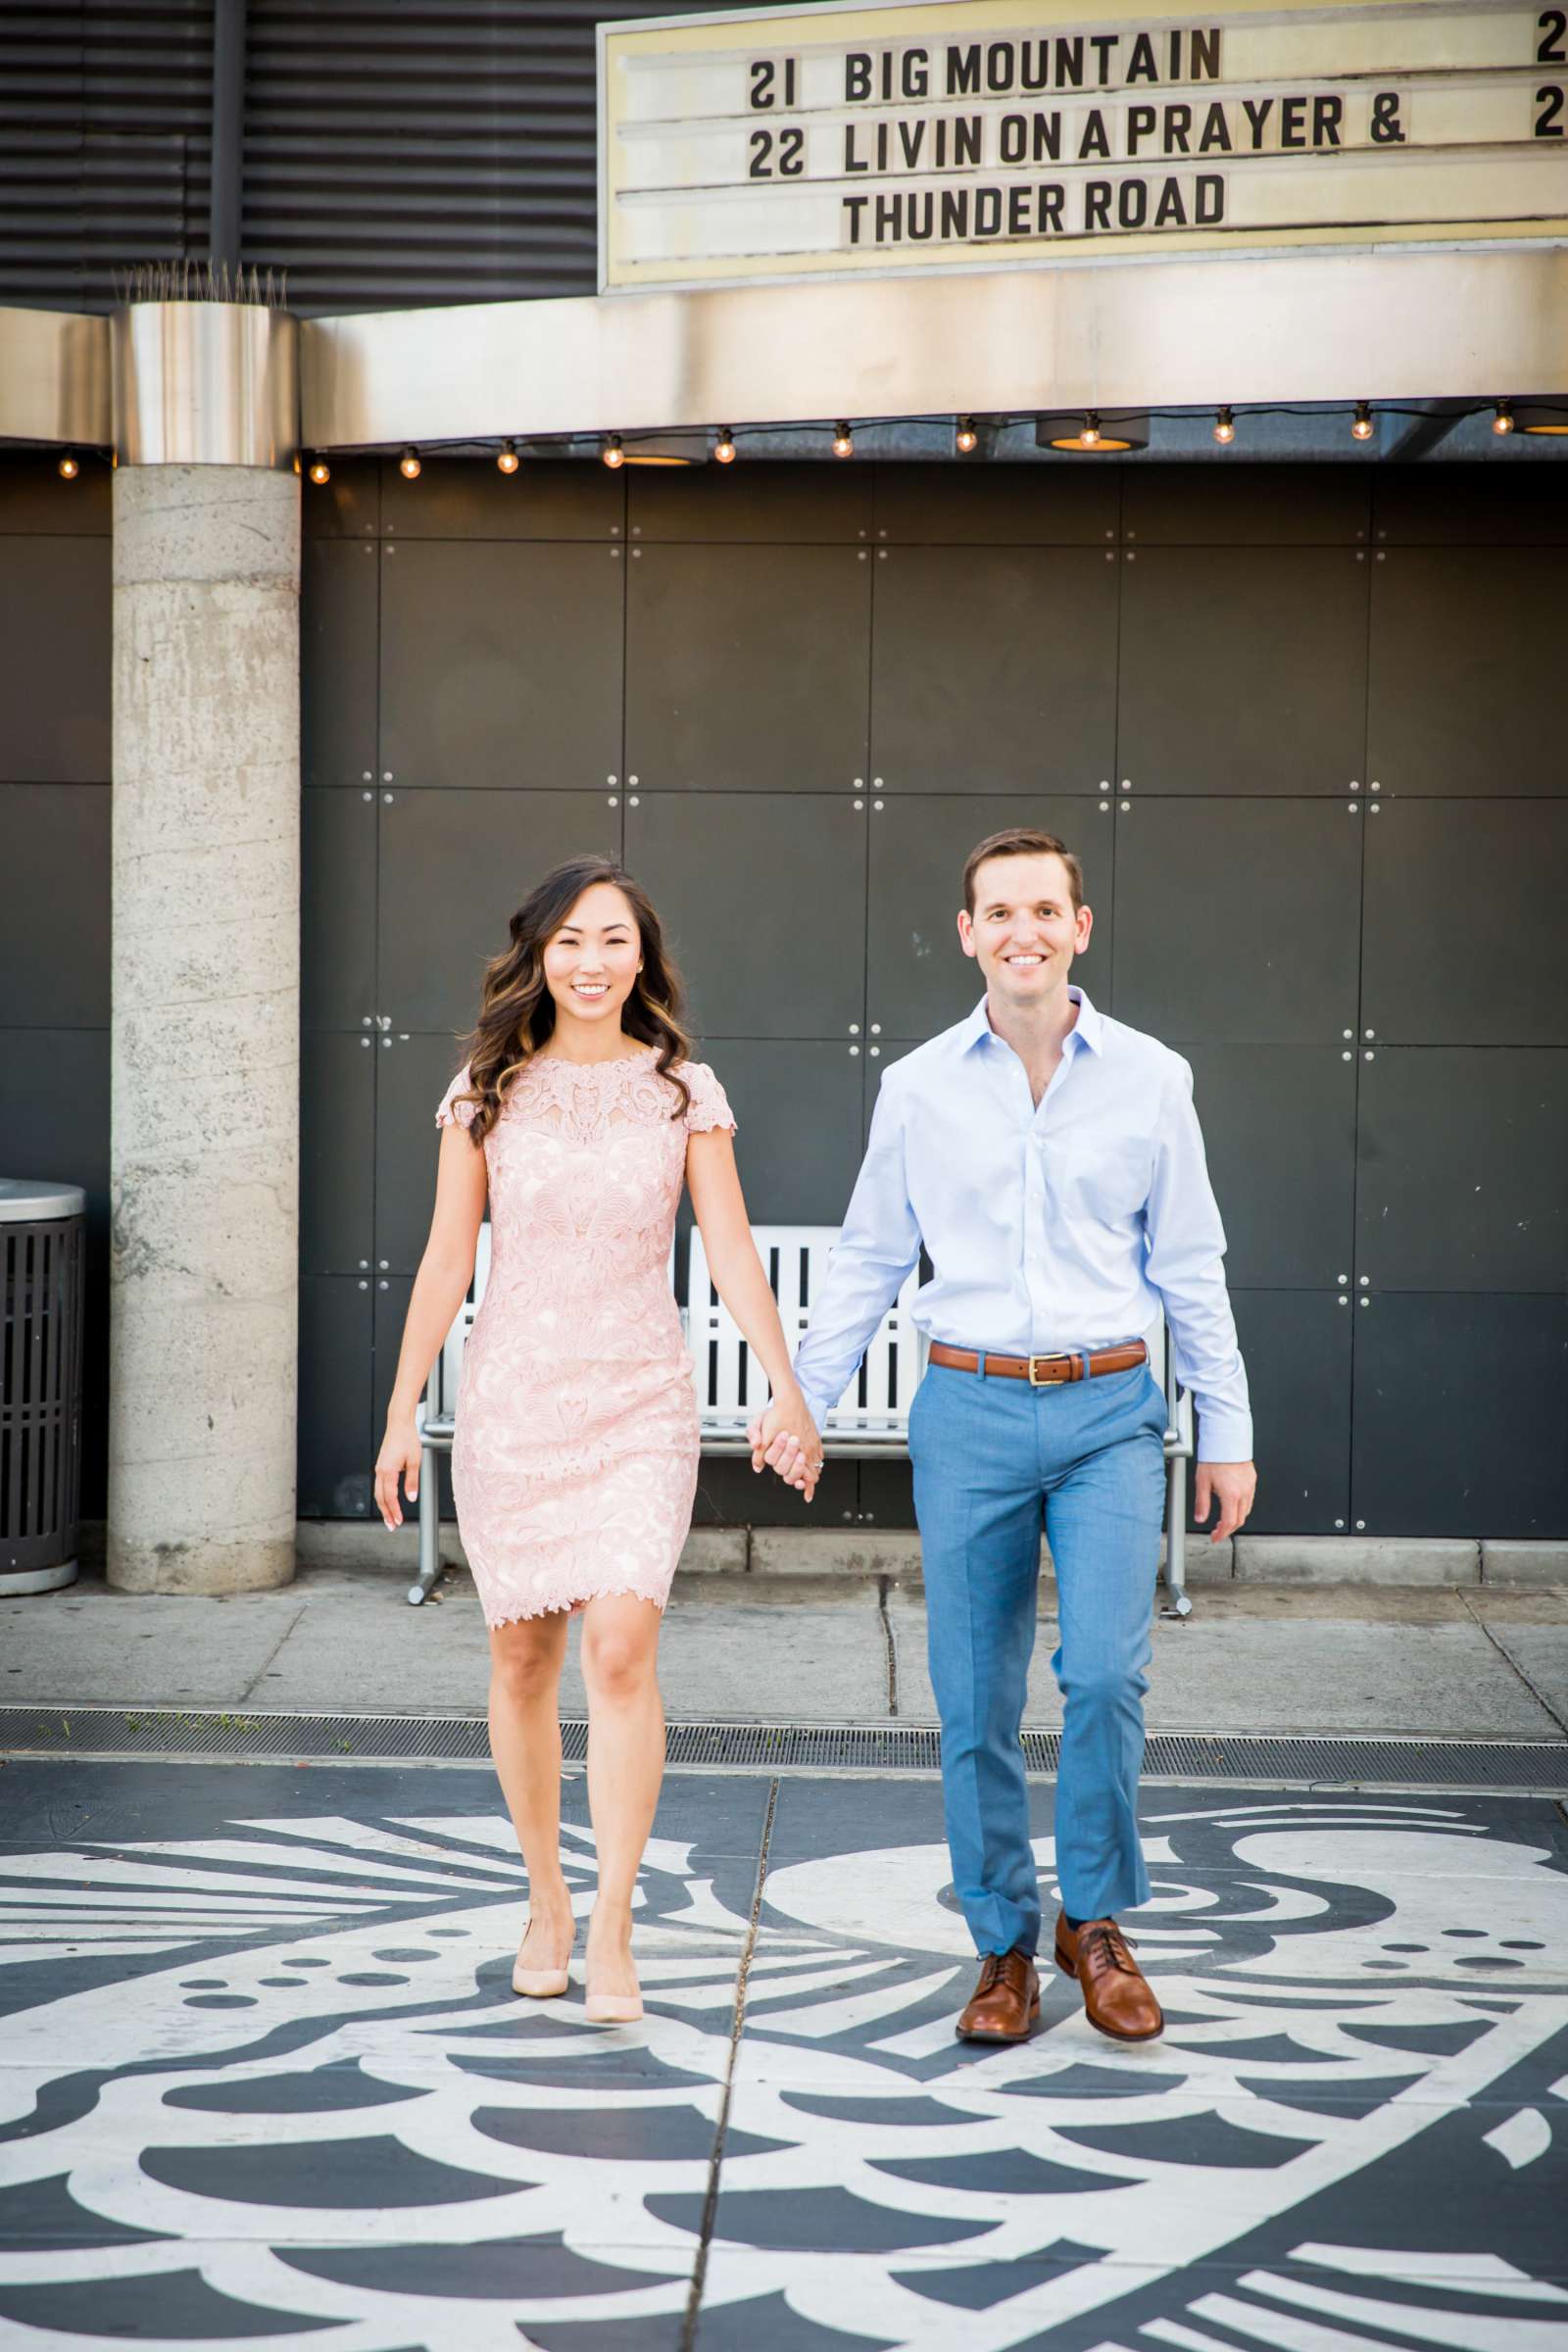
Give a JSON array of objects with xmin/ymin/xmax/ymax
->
[{"xmin": 0, "ymin": 1762, "xmax": 1564, "ymax": 2349}]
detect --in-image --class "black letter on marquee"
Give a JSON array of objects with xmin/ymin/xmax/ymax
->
[
  {"xmin": 844, "ymin": 194, "xmax": 869, "ymax": 242},
  {"xmin": 1085, "ymin": 180, "xmax": 1111, "ymax": 227},
  {"xmin": 1370, "ymin": 90, "xmax": 1405, "ymax": 142},
  {"xmin": 1190, "ymin": 27, "xmax": 1221, "ymax": 78},
  {"xmin": 845, "ymin": 52, "xmax": 871, "ymax": 101},
  {"xmin": 949, "ymin": 43, "xmax": 981, "ymax": 93},
  {"xmin": 1196, "ymin": 172, "xmax": 1225, "ymax": 220},
  {"xmin": 749, "ymin": 59, "xmax": 774, "ymax": 108}
]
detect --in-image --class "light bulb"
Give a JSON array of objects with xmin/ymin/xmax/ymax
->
[
  {"xmin": 1350, "ymin": 403, "xmax": 1374, "ymax": 442},
  {"xmin": 57, "ymin": 453, "xmax": 79, "ymax": 479},
  {"xmin": 308, "ymin": 458, "xmax": 331, "ymax": 484},
  {"xmin": 1212, "ymin": 406, "xmax": 1236, "ymax": 445},
  {"xmin": 832, "ymin": 421, "xmax": 855, "ymax": 458},
  {"xmin": 1493, "ymin": 403, "xmax": 1515, "ymax": 436},
  {"xmin": 602, "ymin": 434, "xmax": 625, "ymax": 469},
  {"xmin": 497, "ymin": 440, "xmax": 519, "ymax": 472},
  {"xmin": 956, "ymin": 417, "xmax": 979, "ymax": 454},
  {"xmin": 713, "ymin": 428, "xmax": 736, "ymax": 465},
  {"xmin": 399, "ymin": 446, "xmax": 421, "ymax": 478},
  {"xmin": 1081, "ymin": 412, "xmax": 1102, "ymax": 448}
]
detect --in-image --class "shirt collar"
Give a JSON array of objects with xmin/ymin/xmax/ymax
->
[{"xmin": 960, "ymin": 984, "xmax": 1103, "ymax": 1056}]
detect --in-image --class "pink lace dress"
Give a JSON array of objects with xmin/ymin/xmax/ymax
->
[{"xmin": 434, "ymin": 1048, "xmax": 735, "ymax": 1627}]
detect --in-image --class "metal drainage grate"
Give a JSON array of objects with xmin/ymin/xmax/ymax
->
[{"xmin": 1, "ymin": 1706, "xmax": 1564, "ymax": 1789}]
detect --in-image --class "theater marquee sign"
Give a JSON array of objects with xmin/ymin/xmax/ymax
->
[{"xmin": 597, "ymin": 0, "xmax": 1568, "ymax": 287}]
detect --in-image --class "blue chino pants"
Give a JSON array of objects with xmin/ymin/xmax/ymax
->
[{"xmin": 907, "ymin": 1357, "xmax": 1167, "ymax": 1955}]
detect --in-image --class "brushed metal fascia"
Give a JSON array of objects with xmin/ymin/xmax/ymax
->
[
  {"xmin": 113, "ymin": 302, "xmax": 299, "ymax": 468},
  {"xmin": 301, "ymin": 246, "xmax": 1568, "ymax": 449},
  {"xmin": 0, "ymin": 306, "xmax": 112, "ymax": 447}
]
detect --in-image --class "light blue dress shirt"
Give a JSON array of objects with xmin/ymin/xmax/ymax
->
[{"xmin": 794, "ymin": 986, "xmax": 1253, "ymax": 1462}]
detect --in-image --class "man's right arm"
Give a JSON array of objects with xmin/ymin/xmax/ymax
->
[{"xmin": 792, "ymin": 1072, "xmax": 923, "ymax": 1428}]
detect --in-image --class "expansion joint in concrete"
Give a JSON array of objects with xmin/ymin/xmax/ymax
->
[
  {"xmin": 1458, "ymin": 1588, "xmax": 1568, "ymax": 1737},
  {"xmin": 685, "ymin": 1774, "xmax": 779, "ymax": 2350}
]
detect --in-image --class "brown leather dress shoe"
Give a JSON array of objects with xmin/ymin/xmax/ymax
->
[
  {"xmin": 1054, "ymin": 1914, "xmax": 1163, "ymax": 2041},
  {"xmin": 956, "ymin": 1946, "xmax": 1040, "ymax": 2042}
]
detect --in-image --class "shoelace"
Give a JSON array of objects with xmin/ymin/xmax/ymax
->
[{"xmin": 1077, "ymin": 1922, "xmax": 1136, "ymax": 1981}]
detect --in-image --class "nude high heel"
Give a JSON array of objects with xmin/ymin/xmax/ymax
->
[
  {"xmin": 584, "ymin": 1913, "xmax": 642, "ymax": 2024},
  {"xmin": 512, "ymin": 1917, "xmax": 572, "ymax": 1999}
]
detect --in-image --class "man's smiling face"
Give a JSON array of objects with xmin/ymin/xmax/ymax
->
[{"xmin": 956, "ymin": 850, "xmax": 1093, "ymax": 1009}]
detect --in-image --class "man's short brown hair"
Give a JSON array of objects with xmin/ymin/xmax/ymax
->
[{"xmin": 963, "ymin": 827, "xmax": 1084, "ymax": 915}]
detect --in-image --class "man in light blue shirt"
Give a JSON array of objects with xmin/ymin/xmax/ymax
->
[{"xmin": 755, "ymin": 826, "xmax": 1256, "ymax": 2045}]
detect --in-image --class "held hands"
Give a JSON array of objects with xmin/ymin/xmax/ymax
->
[
  {"xmin": 373, "ymin": 1416, "xmax": 422, "ymax": 1530},
  {"xmin": 1194, "ymin": 1460, "xmax": 1256, "ymax": 1545},
  {"xmin": 747, "ymin": 1386, "xmax": 824, "ymax": 1503}
]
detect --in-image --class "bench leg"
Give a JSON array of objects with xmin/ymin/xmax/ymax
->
[
  {"xmin": 409, "ymin": 1446, "xmax": 442, "ymax": 1606},
  {"xmin": 1162, "ymin": 1451, "xmax": 1192, "ymax": 1619}
]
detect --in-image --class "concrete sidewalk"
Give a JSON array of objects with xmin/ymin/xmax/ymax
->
[{"xmin": 8, "ymin": 1554, "xmax": 1567, "ymax": 1740}]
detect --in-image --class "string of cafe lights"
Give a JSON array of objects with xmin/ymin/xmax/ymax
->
[{"xmin": 288, "ymin": 397, "xmax": 1565, "ymax": 484}]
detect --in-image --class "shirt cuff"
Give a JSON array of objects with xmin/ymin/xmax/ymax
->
[{"xmin": 1195, "ymin": 1407, "xmax": 1253, "ymax": 1464}]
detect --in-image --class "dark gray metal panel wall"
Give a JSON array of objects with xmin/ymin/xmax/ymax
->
[
  {"xmin": 0, "ymin": 457, "xmax": 113, "ymax": 1512},
  {"xmin": 293, "ymin": 456, "xmax": 1568, "ymax": 1541},
  {"xmin": 4, "ymin": 454, "xmax": 1561, "ymax": 1540}
]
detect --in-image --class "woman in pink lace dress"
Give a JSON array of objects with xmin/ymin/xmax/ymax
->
[{"xmin": 373, "ymin": 858, "xmax": 819, "ymax": 2021}]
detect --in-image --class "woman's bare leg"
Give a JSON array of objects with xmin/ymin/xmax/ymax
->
[
  {"xmin": 488, "ymin": 1612, "xmax": 573, "ymax": 1968},
  {"xmin": 579, "ymin": 1592, "xmax": 664, "ymax": 1998}
]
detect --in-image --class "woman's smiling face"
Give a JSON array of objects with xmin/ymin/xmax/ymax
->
[{"xmin": 541, "ymin": 881, "xmax": 643, "ymax": 1026}]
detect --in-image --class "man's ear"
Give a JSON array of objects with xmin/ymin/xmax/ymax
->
[{"xmin": 956, "ymin": 908, "xmax": 977, "ymax": 959}]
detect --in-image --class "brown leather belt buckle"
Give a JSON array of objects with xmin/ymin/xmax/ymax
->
[{"xmin": 1027, "ymin": 1353, "xmax": 1072, "ymax": 1386}]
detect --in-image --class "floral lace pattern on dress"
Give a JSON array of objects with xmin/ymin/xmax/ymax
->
[{"xmin": 432, "ymin": 1048, "xmax": 735, "ymax": 1627}]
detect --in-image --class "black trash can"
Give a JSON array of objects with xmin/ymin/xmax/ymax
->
[{"xmin": 1, "ymin": 1179, "xmax": 86, "ymax": 1595}]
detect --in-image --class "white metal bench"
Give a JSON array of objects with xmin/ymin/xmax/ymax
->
[{"xmin": 411, "ymin": 1220, "xmax": 1196, "ymax": 1613}]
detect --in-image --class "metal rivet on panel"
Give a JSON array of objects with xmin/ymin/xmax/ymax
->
[
  {"xmin": 611, "ymin": 547, "xmax": 620, "ymax": 559},
  {"xmin": 632, "ymin": 524, "xmax": 641, "ymax": 534},
  {"xmin": 1338, "ymin": 1296, "xmax": 1348, "ymax": 1306},
  {"xmin": 360, "ymin": 1036, "xmax": 370, "ymax": 1047},
  {"xmin": 608, "ymin": 774, "xmax": 618, "ymax": 785},
  {"xmin": 869, "ymin": 1046, "xmax": 880, "ymax": 1057},
  {"xmin": 854, "ymin": 777, "xmax": 864, "ymax": 787},
  {"xmin": 358, "ymin": 1279, "xmax": 368, "ymax": 1291},
  {"xmin": 1370, "ymin": 781, "xmax": 1381, "ymax": 793},
  {"xmin": 865, "ymin": 1513, "xmax": 875, "ymax": 1523},
  {"xmin": 1342, "ymin": 1050, "xmax": 1351, "ymax": 1060},
  {"xmin": 1126, "ymin": 529, "xmax": 1137, "ymax": 540},
  {"xmin": 849, "ymin": 1023, "xmax": 859, "ymax": 1035},
  {"xmin": 383, "ymin": 792, "xmax": 394, "ymax": 804},
  {"xmin": 870, "ymin": 1023, "xmax": 881, "ymax": 1035},
  {"xmin": 628, "ymin": 794, "xmax": 640, "ymax": 807},
  {"xmin": 1356, "ymin": 1518, "xmax": 1366, "ymax": 1530},
  {"xmin": 385, "ymin": 545, "xmax": 394, "ymax": 555},
  {"xmin": 849, "ymin": 1045, "xmax": 860, "ymax": 1056},
  {"xmin": 362, "ymin": 789, "xmax": 372, "ymax": 802},
  {"xmin": 1360, "ymin": 1275, "xmax": 1370, "ymax": 1286},
  {"xmin": 1104, "ymin": 528, "xmax": 1115, "ymax": 540},
  {"xmin": 611, "ymin": 523, "xmax": 620, "ymax": 535},
  {"xmin": 629, "ymin": 775, "xmax": 639, "ymax": 786},
  {"xmin": 379, "ymin": 1259, "xmax": 389, "ymax": 1271},
  {"xmin": 632, "ymin": 548, "xmax": 641, "ymax": 558},
  {"xmin": 1100, "ymin": 800, "xmax": 1110, "ymax": 811},
  {"xmin": 843, "ymin": 1510, "xmax": 854, "ymax": 1522},
  {"xmin": 1359, "ymin": 1298, "xmax": 1370, "ymax": 1307},
  {"xmin": 1336, "ymin": 1517, "xmax": 1346, "ymax": 1528},
  {"xmin": 854, "ymin": 799, "xmax": 863, "ymax": 810},
  {"xmin": 608, "ymin": 795, "xmax": 618, "ymax": 807},
  {"xmin": 873, "ymin": 776, "xmax": 883, "ymax": 786},
  {"xmin": 363, "ymin": 769, "xmax": 373, "ymax": 782},
  {"xmin": 360, "ymin": 1259, "xmax": 369, "ymax": 1271},
  {"xmin": 1339, "ymin": 1274, "xmax": 1348, "ymax": 1284},
  {"xmin": 1348, "ymin": 802, "xmax": 1358, "ymax": 813},
  {"xmin": 1120, "ymin": 779, "xmax": 1132, "ymax": 791},
  {"xmin": 1104, "ymin": 552, "xmax": 1114, "ymax": 562},
  {"xmin": 382, "ymin": 770, "xmax": 393, "ymax": 782},
  {"xmin": 1364, "ymin": 1027, "xmax": 1375, "ymax": 1039},
  {"xmin": 1126, "ymin": 552, "xmax": 1136, "ymax": 562},
  {"xmin": 1364, "ymin": 1050, "xmax": 1375, "ymax": 1061},
  {"xmin": 877, "ymin": 549, "xmax": 887, "ymax": 560},
  {"xmin": 1355, "ymin": 551, "xmax": 1366, "ymax": 562},
  {"xmin": 1376, "ymin": 552, "xmax": 1386, "ymax": 562},
  {"xmin": 1119, "ymin": 803, "xmax": 1130, "ymax": 814},
  {"xmin": 378, "ymin": 1279, "xmax": 389, "ymax": 1291},
  {"xmin": 381, "ymin": 1037, "xmax": 392, "ymax": 1048},
  {"xmin": 1370, "ymin": 803, "xmax": 1382, "ymax": 813},
  {"xmin": 878, "ymin": 527, "xmax": 887, "ymax": 537},
  {"xmin": 858, "ymin": 528, "xmax": 867, "ymax": 539},
  {"xmin": 1377, "ymin": 527, "xmax": 1387, "ymax": 538},
  {"xmin": 1349, "ymin": 781, "xmax": 1360, "ymax": 790},
  {"xmin": 873, "ymin": 799, "xmax": 884, "ymax": 811},
  {"xmin": 363, "ymin": 1014, "xmax": 372, "ymax": 1026},
  {"xmin": 858, "ymin": 550, "xmax": 868, "ymax": 561}
]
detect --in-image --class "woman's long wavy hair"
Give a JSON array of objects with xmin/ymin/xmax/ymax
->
[{"xmin": 448, "ymin": 858, "xmax": 694, "ymax": 1143}]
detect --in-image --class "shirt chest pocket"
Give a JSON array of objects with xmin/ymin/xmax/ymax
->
[{"xmin": 1051, "ymin": 1132, "xmax": 1152, "ymax": 1224}]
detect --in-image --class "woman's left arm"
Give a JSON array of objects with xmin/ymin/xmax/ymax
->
[{"xmin": 685, "ymin": 1127, "xmax": 822, "ymax": 1499}]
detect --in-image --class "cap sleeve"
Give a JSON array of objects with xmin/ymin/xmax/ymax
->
[
  {"xmin": 435, "ymin": 1063, "xmax": 478, "ymax": 1131},
  {"xmin": 682, "ymin": 1059, "xmax": 736, "ymax": 1136}
]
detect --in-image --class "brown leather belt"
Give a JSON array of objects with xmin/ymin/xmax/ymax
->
[{"xmin": 929, "ymin": 1339, "xmax": 1149, "ymax": 1387}]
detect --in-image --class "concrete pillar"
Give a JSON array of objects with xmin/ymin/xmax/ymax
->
[{"xmin": 109, "ymin": 456, "xmax": 300, "ymax": 1593}]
